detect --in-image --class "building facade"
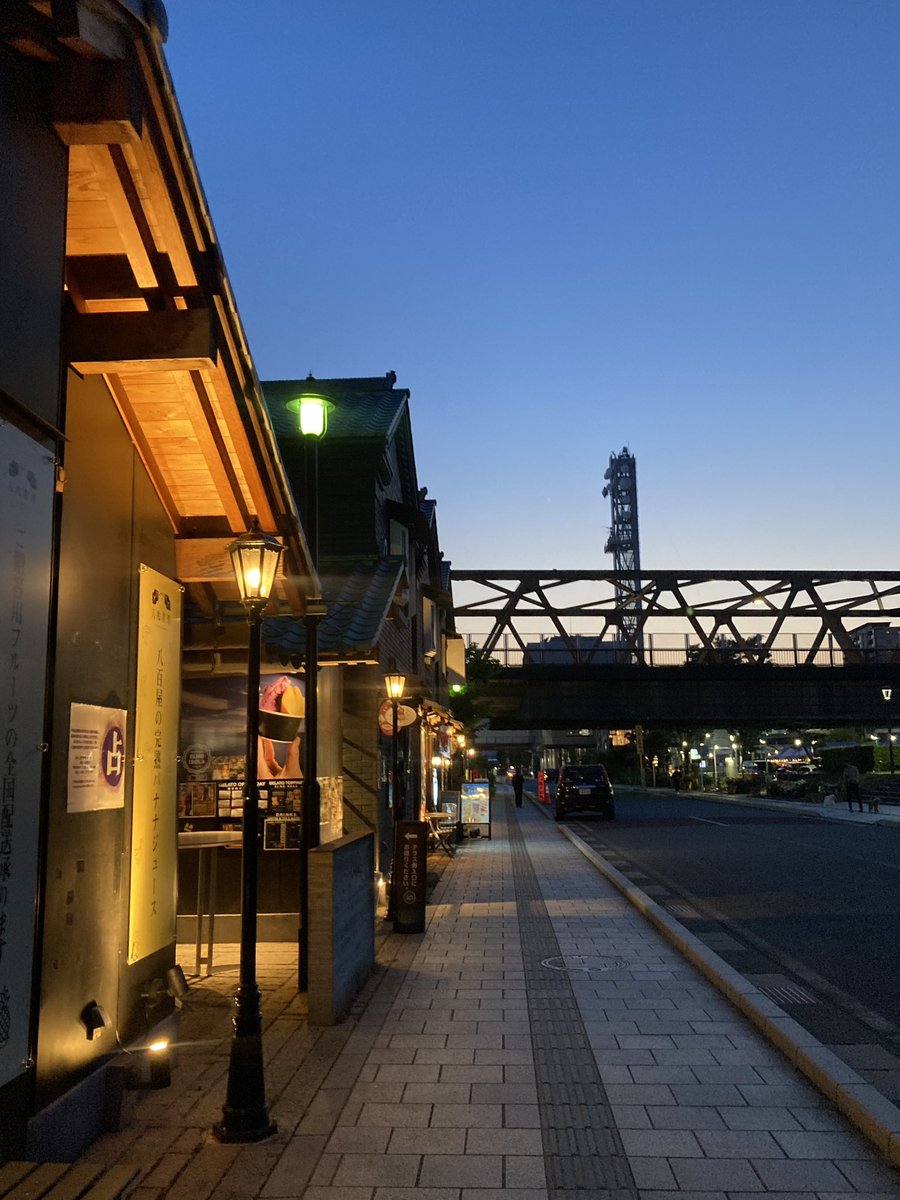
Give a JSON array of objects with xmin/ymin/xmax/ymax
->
[{"xmin": 1, "ymin": 2, "xmax": 318, "ymax": 1158}]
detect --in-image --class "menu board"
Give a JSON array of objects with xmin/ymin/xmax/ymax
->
[{"xmin": 460, "ymin": 780, "xmax": 491, "ymax": 837}]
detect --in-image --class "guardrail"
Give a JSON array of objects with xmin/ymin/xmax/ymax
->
[{"xmin": 464, "ymin": 635, "xmax": 900, "ymax": 669}]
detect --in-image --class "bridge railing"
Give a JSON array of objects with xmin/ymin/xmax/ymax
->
[{"xmin": 464, "ymin": 634, "xmax": 900, "ymax": 669}]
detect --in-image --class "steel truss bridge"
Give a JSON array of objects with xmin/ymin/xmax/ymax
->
[{"xmin": 451, "ymin": 570, "xmax": 900, "ymax": 728}]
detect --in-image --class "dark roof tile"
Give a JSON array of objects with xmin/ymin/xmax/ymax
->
[
  {"xmin": 262, "ymin": 374, "xmax": 409, "ymax": 442},
  {"xmin": 262, "ymin": 556, "xmax": 405, "ymax": 665}
]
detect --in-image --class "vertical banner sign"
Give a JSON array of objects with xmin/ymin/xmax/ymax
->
[
  {"xmin": 0, "ymin": 425, "xmax": 54, "ymax": 1088},
  {"xmin": 128, "ymin": 566, "xmax": 182, "ymax": 964},
  {"xmin": 393, "ymin": 821, "xmax": 427, "ymax": 934}
]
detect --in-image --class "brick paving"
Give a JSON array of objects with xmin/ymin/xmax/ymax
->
[{"xmin": 77, "ymin": 790, "xmax": 900, "ymax": 1198}]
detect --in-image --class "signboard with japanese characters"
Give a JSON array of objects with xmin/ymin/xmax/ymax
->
[
  {"xmin": 393, "ymin": 821, "xmax": 427, "ymax": 933},
  {"xmin": 128, "ymin": 566, "xmax": 182, "ymax": 964},
  {"xmin": 0, "ymin": 424, "xmax": 54, "ymax": 1088},
  {"xmin": 66, "ymin": 704, "xmax": 127, "ymax": 812}
]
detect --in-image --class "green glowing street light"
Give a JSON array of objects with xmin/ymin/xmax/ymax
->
[{"xmin": 287, "ymin": 390, "xmax": 333, "ymax": 993}]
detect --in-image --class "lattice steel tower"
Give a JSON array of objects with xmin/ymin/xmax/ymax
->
[{"xmin": 602, "ymin": 447, "xmax": 641, "ymax": 643}]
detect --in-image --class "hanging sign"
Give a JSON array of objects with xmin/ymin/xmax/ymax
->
[{"xmin": 378, "ymin": 701, "xmax": 418, "ymax": 736}]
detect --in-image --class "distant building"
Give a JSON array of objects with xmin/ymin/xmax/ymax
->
[
  {"xmin": 523, "ymin": 635, "xmax": 632, "ymax": 665},
  {"xmin": 848, "ymin": 623, "xmax": 900, "ymax": 663}
]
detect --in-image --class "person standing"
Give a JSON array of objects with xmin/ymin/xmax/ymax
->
[
  {"xmin": 511, "ymin": 767, "xmax": 524, "ymax": 808},
  {"xmin": 843, "ymin": 762, "xmax": 862, "ymax": 812}
]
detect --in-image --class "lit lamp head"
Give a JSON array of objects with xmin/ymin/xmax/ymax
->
[
  {"xmin": 228, "ymin": 523, "xmax": 284, "ymax": 615},
  {"xmin": 431, "ymin": 755, "xmax": 443, "ymax": 769},
  {"xmin": 287, "ymin": 393, "xmax": 333, "ymax": 439},
  {"xmin": 384, "ymin": 672, "xmax": 405, "ymax": 702}
]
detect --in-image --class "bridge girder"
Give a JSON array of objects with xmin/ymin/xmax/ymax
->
[
  {"xmin": 453, "ymin": 569, "xmax": 900, "ymax": 666},
  {"xmin": 483, "ymin": 664, "xmax": 900, "ymax": 730}
]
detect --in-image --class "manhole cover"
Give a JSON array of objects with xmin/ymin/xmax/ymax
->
[{"xmin": 540, "ymin": 954, "xmax": 630, "ymax": 974}]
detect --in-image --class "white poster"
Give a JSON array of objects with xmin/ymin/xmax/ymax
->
[
  {"xmin": 128, "ymin": 566, "xmax": 182, "ymax": 964},
  {"xmin": 0, "ymin": 423, "xmax": 55, "ymax": 1089},
  {"xmin": 67, "ymin": 703, "xmax": 127, "ymax": 812}
]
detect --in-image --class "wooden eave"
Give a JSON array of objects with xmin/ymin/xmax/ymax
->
[{"xmin": 27, "ymin": 6, "xmax": 318, "ymax": 616}]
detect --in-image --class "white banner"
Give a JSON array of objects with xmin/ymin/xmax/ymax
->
[
  {"xmin": 128, "ymin": 566, "xmax": 182, "ymax": 964},
  {"xmin": 0, "ymin": 424, "xmax": 54, "ymax": 1088}
]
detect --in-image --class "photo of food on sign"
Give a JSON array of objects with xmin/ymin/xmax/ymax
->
[
  {"xmin": 258, "ymin": 675, "xmax": 304, "ymax": 779},
  {"xmin": 180, "ymin": 673, "xmax": 306, "ymax": 783}
]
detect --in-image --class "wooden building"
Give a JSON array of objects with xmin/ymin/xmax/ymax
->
[{"xmin": 0, "ymin": 0, "xmax": 318, "ymax": 1158}]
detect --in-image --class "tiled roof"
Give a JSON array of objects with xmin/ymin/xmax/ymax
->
[
  {"xmin": 262, "ymin": 374, "xmax": 409, "ymax": 442},
  {"xmin": 262, "ymin": 556, "xmax": 405, "ymax": 665}
]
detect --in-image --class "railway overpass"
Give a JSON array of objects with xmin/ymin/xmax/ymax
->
[{"xmin": 451, "ymin": 569, "xmax": 900, "ymax": 729}]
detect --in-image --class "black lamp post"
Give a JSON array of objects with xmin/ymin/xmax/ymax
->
[
  {"xmin": 883, "ymin": 687, "xmax": 895, "ymax": 775},
  {"xmin": 384, "ymin": 671, "xmax": 405, "ymax": 918},
  {"xmin": 288, "ymin": 391, "xmax": 331, "ymax": 994},
  {"xmin": 214, "ymin": 523, "xmax": 283, "ymax": 1143}
]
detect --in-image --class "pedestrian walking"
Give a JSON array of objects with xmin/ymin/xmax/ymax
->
[
  {"xmin": 671, "ymin": 767, "xmax": 682, "ymax": 792},
  {"xmin": 843, "ymin": 762, "xmax": 863, "ymax": 812},
  {"xmin": 511, "ymin": 767, "xmax": 524, "ymax": 807}
]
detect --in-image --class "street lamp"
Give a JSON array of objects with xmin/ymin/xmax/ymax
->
[
  {"xmin": 385, "ymin": 671, "xmax": 406, "ymax": 814},
  {"xmin": 214, "ymin": 523, "xmax": 283, "ymax": 1143},
  {"xmin": 883, "ymin": 687, "xmax": 895, "ymax": 775},
  {"xmin": 287, "ymin": 391, "xmax": 331, "ymax": 993},
  {"xmin": 385, "ymin": 671, "xmax": 406, "ymax": 918}
]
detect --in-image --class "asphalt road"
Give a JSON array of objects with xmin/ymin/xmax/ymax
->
[{"xmin": 559, "ymin": 787, "xmax": 900, "ymax": 1098}]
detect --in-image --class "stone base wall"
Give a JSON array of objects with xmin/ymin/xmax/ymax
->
[{"xmin": 308, "ymin": 832, "xmax": 375, "ymax": 1026}]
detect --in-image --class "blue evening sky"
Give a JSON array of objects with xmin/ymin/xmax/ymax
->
[{"xmin": 164, "ymin": 2, "xmax": 900, "ymax": 573}]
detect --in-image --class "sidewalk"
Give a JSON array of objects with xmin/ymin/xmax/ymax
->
[
  {"xmin": 77, "ymin": 792, "xmax": 900, "ymax": 1198},
  {"xmin": 661, "ymin": 786, "xmax": 900, "ymax": 828}
]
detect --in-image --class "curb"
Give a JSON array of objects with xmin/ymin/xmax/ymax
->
[{"xmin": 558, "ymin": 823, "xmax": 900, "ymax": 1168}]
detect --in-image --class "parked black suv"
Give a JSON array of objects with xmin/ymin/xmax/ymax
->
[{"xmin": 555, "ymin": 763, "xmax": 614, "ymax": 821}]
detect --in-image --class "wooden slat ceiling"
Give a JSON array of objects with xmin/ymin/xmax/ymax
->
[{"xmin": 33, "ymin": 10, "xmax": 314, "ymax": 618}]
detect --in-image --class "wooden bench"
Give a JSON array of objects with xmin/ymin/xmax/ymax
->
[{"xmin": 0, "ymin": 1161, "xmax": 138, "ymax": 1200}]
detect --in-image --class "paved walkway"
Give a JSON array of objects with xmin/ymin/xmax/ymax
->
[
  {"xmin": 667, "ymin": 787, "xmax": 900, "ymax": 828},
  {"xmin": 79, "ymin": 791, "xmax": 900, "ymax": 1198}
]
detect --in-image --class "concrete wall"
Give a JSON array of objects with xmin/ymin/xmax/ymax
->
[{"xmin": 308, "ymin": 833, "xmax": 374, "ymax": 1026}]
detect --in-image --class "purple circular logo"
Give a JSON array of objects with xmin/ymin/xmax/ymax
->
[{"xmin": 102, "ymin": 726, "xmax": 126, "ymax": 788}]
